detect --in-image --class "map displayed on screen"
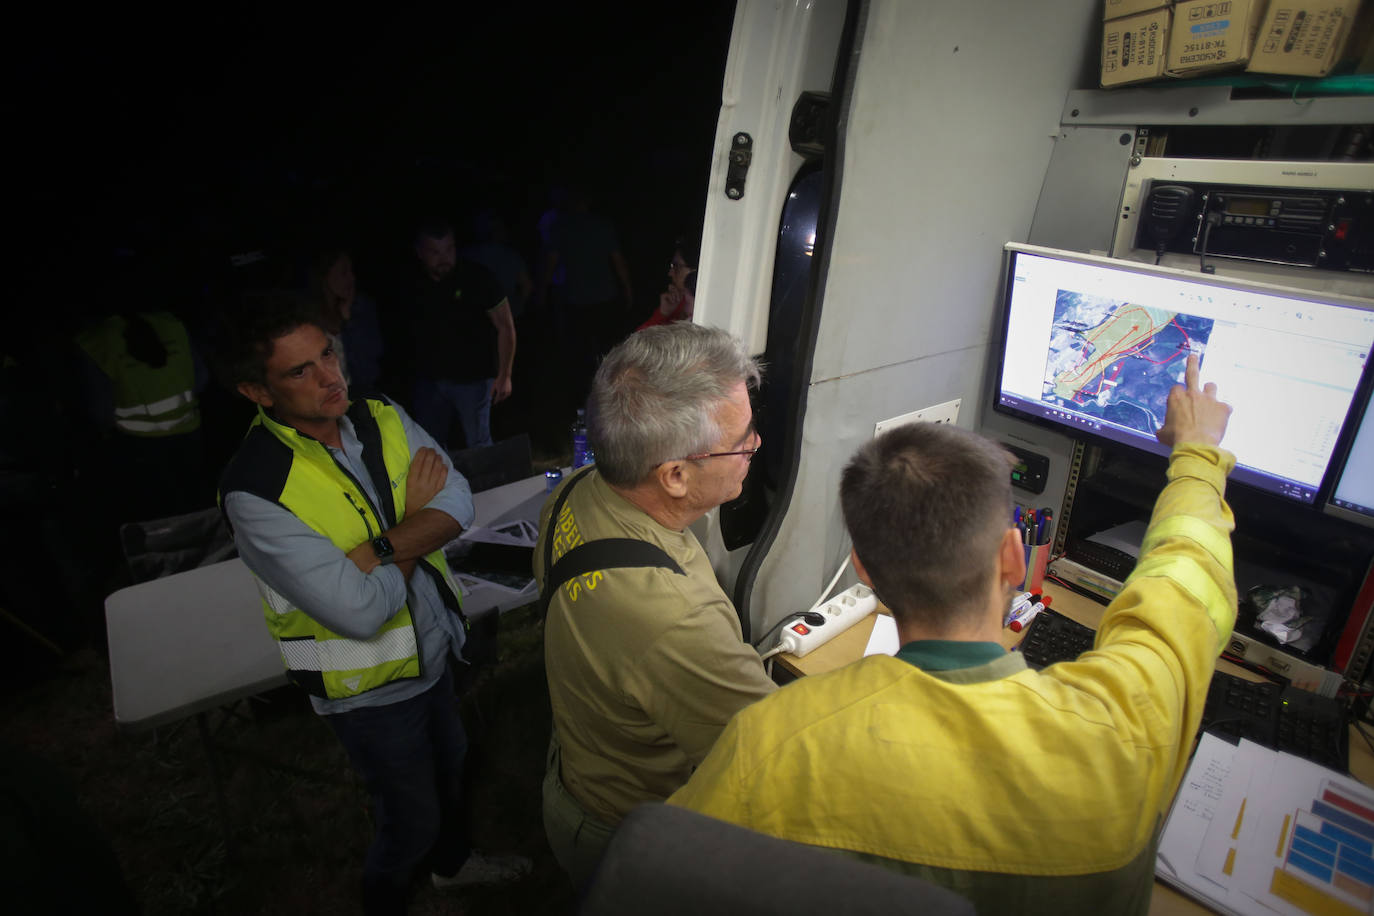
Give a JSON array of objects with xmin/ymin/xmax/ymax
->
[{"xmin": 1042, "ymin": 289, "xmax": 1215, "ymax": 437}]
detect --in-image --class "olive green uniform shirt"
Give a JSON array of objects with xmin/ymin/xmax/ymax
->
[{"xmin": 536, "ymin": 470, "xmax": 776, "ymax": 824}]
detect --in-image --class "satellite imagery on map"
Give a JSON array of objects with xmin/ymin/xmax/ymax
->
[{"xmin": 1042, "ymin": 289, "xmax": 1214, "ymax": 436}]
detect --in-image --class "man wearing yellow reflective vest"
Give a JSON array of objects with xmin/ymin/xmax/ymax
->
[
  {"xmin": 669, "ymin": 355, "xmax": 1237, "ymax": 916},
  {"xmin": 76, "ymin": 308, "xmax": 207, "ymax": 518},
  {"xmin": 216, "ymin": 292, "xmax": 527, "ymax": 915}
]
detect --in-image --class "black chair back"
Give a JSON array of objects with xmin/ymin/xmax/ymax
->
[{"xmin": 448, "ymin": 433, "xmax": 534, "ymax": 493}]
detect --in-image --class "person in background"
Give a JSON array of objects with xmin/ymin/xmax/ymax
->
[
  {"xmin": 670, "ymin": 354, "xmax": 1237, "ymax": 916},
  {"xmin": 310, "ymin": 246, "xmax": 385, "ymax": 397},
  {"xmin": 637, "ymin": 233, "xmax": 699, "ymax": 331},
  {"xmin": 534, "ymin": 322, "xmax": 777, "ymax": 887},
  {"xmin": 533, "ymin": 185, "xmax": 632, "ymax": 414},
  {"xmin": 408, "ymin": 220, "xmax": 516, "ymax": 450},
  {"xmin": 462, "ymin": 210, "xmax": 533, "ymax": 322},
  {"xmin": 75, "ymin": 271, "xmax": 208, "ymax": 522}
]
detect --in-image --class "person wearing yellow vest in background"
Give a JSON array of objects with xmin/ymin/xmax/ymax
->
[
  {"xmin": 669, "ymin": 354, "xmax": 1237, "ymax": 916},
  {"xmin": 76, "ymin": 308, "xmax": 207, "ymax": 519},
  {"xmin": 214, "ymin": 291, "xmax": 529, "ymax": 915}
]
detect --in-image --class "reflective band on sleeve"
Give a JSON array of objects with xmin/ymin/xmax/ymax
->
[
  {"xmin": 114, "ymin": 390, "xmax": 195, "ymax": 418},
  {"xmin": 277, "ymin": 626, "xmax": 419, "ymax": 673},
  {"xmin": 1139, "ymin": 516, "xmax": 1233, "ymax": 569},
  {"xmin": 1128, "ymin": 554, "xmax": 1235, "ymax": 652}
]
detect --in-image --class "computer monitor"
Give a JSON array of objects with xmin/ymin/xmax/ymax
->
[
  {"xmin": 1325, "ymin": 366, "xmax": 1374, "ymax": 528},
  {"xmin": 993, "ymin": 244, "xmax": 1374, "ymax": 505}
]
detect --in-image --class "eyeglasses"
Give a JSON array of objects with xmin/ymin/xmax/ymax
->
[
  {"xmin": 683, "ymin": 445, "xmax": 760, "ymax": 461},
  {"xmin": 679, "ymin": 424, "xmax": 760, "ymax": 461}
]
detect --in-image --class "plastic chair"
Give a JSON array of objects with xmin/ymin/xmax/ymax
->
[
  {"xmin": 580, "ymin": 803, "xmax": 976, "ymax": 916},
  {"xmin": 118, "ymin": 505, "xmax": 237, "ymax": 585},
  {"xmin": 448, "ymin": 433, "xmax": 534, "ymax": 493}
]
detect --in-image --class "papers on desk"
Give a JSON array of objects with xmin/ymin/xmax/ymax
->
[
  {"xmin": 1157, "ymin": 732, "xmax": 1374, "ymax": 916},
  {"xmin": 444, "ymin": 519, "xmax": 538, "ymax": 596},
  {"xmin": 864, "ymin": 614, "xmax": 900, "ymax": 657},
  {"xmin": 1087, "ymin": 520, "xmax": 1147, "ymax": 558}
]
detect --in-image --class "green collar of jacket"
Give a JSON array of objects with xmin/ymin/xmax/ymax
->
[{"xmin": 896, "ymin": 640, "xmax": 1027, "ymax": 684}]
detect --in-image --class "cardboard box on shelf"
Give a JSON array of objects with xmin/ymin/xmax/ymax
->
[
  {"xmin": 1247, "ymin": 0, "xmax": 1373, "ymax": 76},
  {"xmin": 1103, "ymin": 7, "xmax": 1173, "ymax": 85},
  {"xmin": 1106, "ymin": 0, "xmax": 1173, "ymax": 20},
  {"xmin": 1166, "ymin": 0, "xmax": 1268, "ymax": 75}
]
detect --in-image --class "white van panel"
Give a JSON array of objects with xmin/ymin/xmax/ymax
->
[{"xmin": 741, "ymin": 0, "xmax": 1102, "ymax": 637}]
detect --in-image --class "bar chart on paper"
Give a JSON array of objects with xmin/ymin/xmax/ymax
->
[
  {"xmin": 1158, "ymin": 735, "xmax": 1374, "ymax": 916},
  {"xmin": 1268, "ymin": 780, "xmax": 1374, "ymax": 915}
]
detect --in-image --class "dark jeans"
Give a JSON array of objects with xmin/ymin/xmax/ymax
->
[
  {"xmin": 413, "ymin": 377, "xmax": 494, "ymax": 451},
  {"xmin": 327, "ymin": 664, "xmax": 471, "ymax": 915}
]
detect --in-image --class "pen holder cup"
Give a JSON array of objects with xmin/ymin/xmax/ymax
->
[{"xmin": 1020, "ymin": 542, "xmax": 1050, "ymax": 593}]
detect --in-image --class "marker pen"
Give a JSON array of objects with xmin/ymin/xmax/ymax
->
[
  {"xmin": 1002, "ymin": 592, "xmax": 1037, "ymax": 628},
  {"xmin": 1009, "ymin": 595, "xmax": 1052, "ymax": 633}
]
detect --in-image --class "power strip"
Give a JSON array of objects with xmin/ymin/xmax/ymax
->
[{"xmin": 779, "ymin": 584, "xmax": 878, "ymax": 658}]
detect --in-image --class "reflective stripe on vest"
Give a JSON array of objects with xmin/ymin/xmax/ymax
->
[
  {"xmin": 116, "ymin": 387, "xmax": 199, "ymax": 433},
  {"xmin": 251, "ymin": 559, "xmax": 421, "ymax": 698},
  {"xmin": 77, "ymin": 313, "xmax": 201, "ymax": 437},
  {"xmin": 279, "ymin": 627, "xmax": 419, "ymax": 674}
]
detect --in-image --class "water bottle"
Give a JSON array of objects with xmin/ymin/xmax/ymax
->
[{"xmin": 572, "ymin": 409, "xmax": 589, "ymax": 469}]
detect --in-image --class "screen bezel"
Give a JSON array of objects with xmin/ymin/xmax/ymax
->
[
  {"xmin": 1323, "ymin": 358, "xmax": 1374, "ymax": 528},
  {"xmin": 992, "ymin": 243, "xmax": 1374, "ymax": 507}
]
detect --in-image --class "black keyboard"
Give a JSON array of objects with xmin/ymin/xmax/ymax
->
[
  {"xmin": 1016, "ymin": 608, "xmax": 1095, "ymax": 670},
  {"xmin": 1066, "ymin": 539, "xmax": 1137, "ymax": 581},
  {"xmin": 1017, "ymin": 609, "xmax": 1350, "ymax": 771},
  {"xmin": 1204, "ymin": 671, "xmax": 1349, "ymax": 771}
]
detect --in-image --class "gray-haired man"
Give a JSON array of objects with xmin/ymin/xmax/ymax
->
[{"xmin": 534, "ymin": 323, "xmax": 777, "ymax": 885}]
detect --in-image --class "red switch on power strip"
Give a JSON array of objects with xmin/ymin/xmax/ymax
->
[{"xmin": 790, "ymin": 623, "xmax": 810, "ymax": 636}]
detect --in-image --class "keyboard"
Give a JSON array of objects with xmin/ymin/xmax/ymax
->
[
  {"xmin": 1016, "ymin": 608, "xmax": 1350, "ymax": 771},
  {"xmin": 1066, "ymin": 539, "xmax": 1137, "ymax": 581},
  {"xmin": 1016, "ymin": 608, "xmax": 1095, "ymax": 670},
  {"xmin": 1205, "ymin": 671, "xmax": 1349, "ymax": 771}
]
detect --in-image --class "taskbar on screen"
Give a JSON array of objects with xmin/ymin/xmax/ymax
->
[{"xmin": 995, "ymin": 394, "xmax": 1317, "ymax": 505}]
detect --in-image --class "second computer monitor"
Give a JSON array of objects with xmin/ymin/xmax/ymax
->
[{"xmin": 994, "ymin": 244, "xmax": 1374, "ymax": 505}]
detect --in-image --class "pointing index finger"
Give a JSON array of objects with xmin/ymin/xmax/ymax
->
[{"xmin": 1185, "ymin": 352, "xmax": 1200, "ymax": 391}]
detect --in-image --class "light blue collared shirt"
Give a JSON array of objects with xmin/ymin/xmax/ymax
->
[{"xmin": 224, "ymin": 401, "xmax": 474, "ymax": 715}]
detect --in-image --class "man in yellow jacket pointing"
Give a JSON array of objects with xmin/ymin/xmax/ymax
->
[{"xmin": 669, "ymin": 354, "xmax": 1236, "ymax": 916}]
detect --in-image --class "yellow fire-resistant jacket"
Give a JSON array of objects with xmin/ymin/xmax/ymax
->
[{"xmin": 669, "ymin": 444, "xmax": 1238, "ymax": 916}]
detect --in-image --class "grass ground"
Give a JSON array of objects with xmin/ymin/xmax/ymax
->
[{"xmin": 1, "ymin": 603, "xmax": 577, "ymax": 915}]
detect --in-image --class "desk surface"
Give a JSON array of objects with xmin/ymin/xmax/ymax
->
[
  {"xmin": 105, "ymin": 473, "xmax": 551, "ymax": 731},
  {"xmin": 774, "ymin": 585, "xmax": 1374, "ymax": 915}
]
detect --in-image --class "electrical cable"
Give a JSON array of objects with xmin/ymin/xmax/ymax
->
[
  {"xmin": 809, "ymin": 552, "xmax": 851, "ymax": 612},
  {"xmin": 1198, "ymin": 210, "xmax": 1221, "ymax": 274},
  {"xmin": 751, "ymin": 551, "xmax": 851, "ymax": 649}
]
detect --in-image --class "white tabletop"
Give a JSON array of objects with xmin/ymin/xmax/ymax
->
[{"xmin": 105, "ymin": 472, "xmax": 553, "ymax": 731}]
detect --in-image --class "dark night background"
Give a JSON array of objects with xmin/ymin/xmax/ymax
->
[
  {"xmin": 12, "ymin": 3, "xmax": 737, "ymax": 330},
  {"xmin": 5, "ymin": 0, "xmax": 740, "ymax": 584}
]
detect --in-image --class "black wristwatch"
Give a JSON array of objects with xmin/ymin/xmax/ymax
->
[{"xmin": 371, "ymin": 536, "xmax": 396, "ymax": 566}]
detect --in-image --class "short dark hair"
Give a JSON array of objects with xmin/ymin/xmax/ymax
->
[
  {"xmin": 211, "ymin": 289, "xmax": 323, "ymax": 389},
  {"xmin": 840, "ymin": 424, "xmax": 1015, "ymax": 629},
  {"xmin": 414, "ymin": 219, "xmax": 454, "ymax": 246}
]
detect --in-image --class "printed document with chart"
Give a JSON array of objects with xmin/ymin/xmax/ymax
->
[{"xmin": 1157, "ymin": 732, "xmax": 1374, "ymax": 915}]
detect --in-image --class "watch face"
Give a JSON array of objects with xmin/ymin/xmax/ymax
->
[{"xmin": 373, "ymin": 536, "xmax": 395, "ymax": 561}]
